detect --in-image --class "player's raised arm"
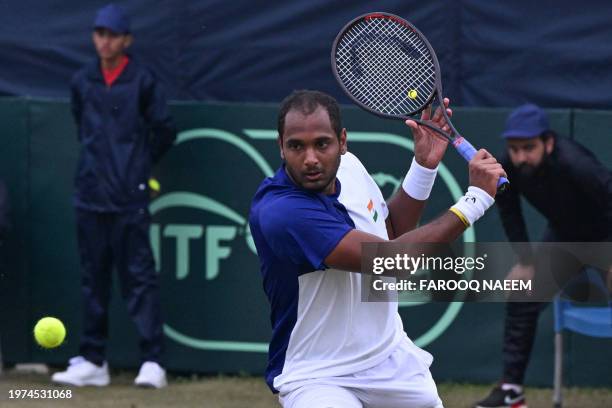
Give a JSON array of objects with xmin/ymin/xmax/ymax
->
[
  {"xmin": 386, "ymin": 98, "xmax": 452, "ymax": 239},
  {"xmin": 326, "ymin": 149, "xmax": 506, "ymax": 272}
]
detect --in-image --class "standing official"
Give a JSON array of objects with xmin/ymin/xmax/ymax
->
[
  {"xmin": 475, "ymin": 104, "xmax": 612, "ymax": 408},
  {"xmin": 52, "ymin": 4, "xmax": 176, "ymax": 388}
]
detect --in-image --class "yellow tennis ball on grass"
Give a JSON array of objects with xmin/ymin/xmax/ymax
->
[{"xmin": 34, "ymin": 317, "xmax": 66, "ymax": 349}]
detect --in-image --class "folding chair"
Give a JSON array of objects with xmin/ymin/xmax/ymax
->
[{"xmin": 553, "ymin": 269, "xmax": 612, "ymax": 407}]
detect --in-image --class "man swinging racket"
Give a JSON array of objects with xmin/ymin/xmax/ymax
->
[{"xmin": 249, "ymin": 90, "xmax": 506, "ymax": 408}]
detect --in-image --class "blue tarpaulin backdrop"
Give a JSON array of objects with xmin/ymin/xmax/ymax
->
[{"xmin": 1, "ymin": 0, "xmax": 611, "ymax": 108}]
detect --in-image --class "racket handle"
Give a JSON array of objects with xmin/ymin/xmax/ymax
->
[
  {"xmin": 452, "ymin": 137, "xmax": 510, "ymax": 192},
  {"xmin": 497, "ymin": 176, "xmax": 510, "ymax": 191}
]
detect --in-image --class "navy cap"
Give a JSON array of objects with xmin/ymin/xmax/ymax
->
[
  {"xmin": 501, "ymin": 103, "xmax": 549, "ymax": 139},
  {"xmin": 93, "ymin": 4, "xmax": 130, "ymax": 34}
]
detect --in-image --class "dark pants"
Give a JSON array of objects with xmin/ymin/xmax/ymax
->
[
  {"xmin": 76, "ymin": 209, "xmax": 163, "ymax": 366},
  {"xmin": 502, "ymin": 301, "xmax": 547, "ymax": 384},
  {"xmin": 502, "ymin": 230, "xmax": 593, "ymax": 384}
]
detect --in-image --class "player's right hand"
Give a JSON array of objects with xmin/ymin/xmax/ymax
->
[
  {"xmin": 468, "ymin": 149, "xmax": 507, "ymax": 197},
  {"xmin": 405, "ymin": 97, "xmax": 451, "ymax": 170}
]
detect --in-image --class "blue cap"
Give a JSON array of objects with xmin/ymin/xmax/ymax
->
[
  {"xmin": 93, "ymin": 4, "xmax": 131, "ymax": 34},
  {"xmin": 501, "ymin": 103, "xmax": 549, "ymax": 139}
]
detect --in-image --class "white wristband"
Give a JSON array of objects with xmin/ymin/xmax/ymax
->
[
  {"xmin": 450, "ymin": 186, "xmax": 495, "ymax": 226},
  {"xmin": 402, "ymin": 158, "xmax": 438, "ymax": 200}
]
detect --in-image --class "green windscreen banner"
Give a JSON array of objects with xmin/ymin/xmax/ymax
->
[{"xmin": 0, "ymin": 98, "xmax": 610, "ymax": 387}]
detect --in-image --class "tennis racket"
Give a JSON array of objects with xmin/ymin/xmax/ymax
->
[{"xmin": 331, "ymin": 12, "xmax": 509, "ymax": 191}]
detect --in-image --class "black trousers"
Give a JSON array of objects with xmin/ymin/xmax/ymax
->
[{"xmin": 76, "ymin": 208, "xmax": 163, "ymax": 366}]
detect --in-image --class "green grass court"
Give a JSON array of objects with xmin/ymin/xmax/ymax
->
[{"xmin": 1, "ymin": 370, "xmax": 611, "ymax": 407}]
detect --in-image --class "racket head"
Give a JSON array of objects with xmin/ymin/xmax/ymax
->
[{"xmin": 331, "ymin": 12, "xmax": 442, "ymax": 121}]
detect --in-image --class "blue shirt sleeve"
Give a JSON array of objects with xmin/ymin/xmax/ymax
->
[{"xmin": 260, "ymin": 195, "xmax": 353, "ymax": 271}]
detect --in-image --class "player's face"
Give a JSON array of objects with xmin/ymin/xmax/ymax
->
[
  {"xmin": 279, "ymin": 107, "xmax": 347, "ymax": 194},
  {"xmin": 92, "ymin": 28, "xmax": 132, "ymax": 62},
  {"xmin": 506, "ymin": 137, "xmax": 554, "ymax": 176}
]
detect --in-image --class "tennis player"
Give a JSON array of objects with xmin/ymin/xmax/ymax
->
[{"xmin": 249, "ymin": 90, "xmax": 506, "ymax": 408}]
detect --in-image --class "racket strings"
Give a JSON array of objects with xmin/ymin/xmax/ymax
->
[
  {"xmin": 335, "ymin": 18, "xmax": 436, "ymax": 116},
  {"xmin": 338, "ymin": 25, "xmax": 412, "ymax": 110},
  {"xmin": 371, "ymin": 20, "xmax": 433, "ymax": 113}
]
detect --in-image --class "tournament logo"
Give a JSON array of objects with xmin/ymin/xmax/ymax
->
[{"xmin": 150, "ymin": 117, "xmax": 474, "ymax": 353}]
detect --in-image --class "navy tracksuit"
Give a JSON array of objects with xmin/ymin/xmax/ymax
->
[
  {"xmin": 71, "ymin": 57, "xmax": 176, "ymax": 365},
  {"xmin": 496, "ymin": 135, "xmax": 612, "ymax": 384}
]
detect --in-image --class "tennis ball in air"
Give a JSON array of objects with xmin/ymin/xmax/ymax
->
[
  {"xmin": 408, "ymin": 89, "xmax": 418, "ymax": 99},
  {"xmin": 148, "ymin": 178, "xmax": 161, "ymax": 192},
  {"xmin": 33, "ymin": 317, "xmax": 66, "ymax": 349}
]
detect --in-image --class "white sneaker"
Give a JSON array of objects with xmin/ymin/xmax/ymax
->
[
  {"xmin": 51, "ymin": 356, "xmax": 110, "ymax": 387},
  {"xmin": 134, "ymin": 361, "xmax": 167, "ymax": 389}
]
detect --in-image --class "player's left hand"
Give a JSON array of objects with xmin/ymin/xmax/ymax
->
[{"xmin": 406, "ymin": 97, "xmax": 451, "ymax": 169}]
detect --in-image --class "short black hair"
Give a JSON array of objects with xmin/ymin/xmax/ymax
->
[
  {"xmin": 277, "ymin": 90, "xmax": 342, "ymax": 139},
  {"xmin": 540, "ymin": 130, "xmax": 556, "ymax": 141}
]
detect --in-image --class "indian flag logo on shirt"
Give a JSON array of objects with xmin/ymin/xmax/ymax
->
[{"xmin": 367, "ymin": 199, "xmax": 378, "ymax": 222}]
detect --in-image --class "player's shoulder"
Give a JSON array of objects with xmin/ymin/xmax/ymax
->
[
  {"xmin": 338, "ymin": 150, "xmax": 381, "ymax": 195},
  {"xmin": 254, "ymin": 185, "xmax": 321, "ymax": 216},
  {"xmin": 340, "ymin": 151, "xmax": 368, "ymax": 173},
  {"xmin": 251, "ymin": 189, "xmax": 321, "ymax": 239},
  {"xmin": 252, "ymin": 172, "xmax": 327, "ymax": 219},
  {"xmin": 338, "ymin": 151, "xmax": 375, "ymax": 184},
  {"xmin": 252, "ymin": 165, "xmax": 341, "ymax": 216}
]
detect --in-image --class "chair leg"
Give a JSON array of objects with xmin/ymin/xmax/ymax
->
[{"xmin": 553, "ymin": 332, "xmax": 563, "ymax": 407}]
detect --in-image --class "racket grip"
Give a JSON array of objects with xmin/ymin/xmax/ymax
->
[
  {"xmin": 452, "ymin": 137, "xmax": 509, "ymax": 192},
  {"xmin": 453, "ymin": 136, "xmax": 478, "ymax": 161},
  {"xmin": 497, "ymin": 176, "xmax": 510, "ymax": 191}
]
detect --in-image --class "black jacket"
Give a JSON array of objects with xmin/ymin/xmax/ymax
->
[
  {"xmin": 497, "ymin": 135, "xmax": 612, "ymax": 262},
  {"xmin": 71, "ymin": 57, "xmax": 176, "ymax": 212}
]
